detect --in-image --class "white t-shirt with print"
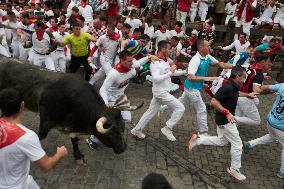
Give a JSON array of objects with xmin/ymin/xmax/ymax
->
[{"xmin": 0, "ymin": 124, "xmax": 46, "ymax": 189}]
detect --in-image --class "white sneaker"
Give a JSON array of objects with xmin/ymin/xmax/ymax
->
[
  {"xmin": 227, "ymin": 167, "xmax": 246, "ymax": 181},
  {"xmin": 131, "ymin": 129, "xmax": 146, "ymax": 139},
  {"xmin": 161, "ymin": 127, "xmax": 176, "ymax": 141}
]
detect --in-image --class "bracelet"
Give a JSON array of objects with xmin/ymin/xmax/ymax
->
[{"xmin": 222, "ymin": 108, "xmax": 230, "ymax": 116}]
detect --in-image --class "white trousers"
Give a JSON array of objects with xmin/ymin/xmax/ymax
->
[
  {"xmin": 133, "ymin": 92, "xmax": 185, "ymax": 131},
  {"xmin": 176, "ymin": 10, "xmax": 187, "ymax": 27},
  {"xmin": 234, "ymin": 19, "xmax": 253, "ymax": 39},
  {"xmin": 11, "ymin": 40, "xmax": 20, "ymax": 58},
  {"xmin": 196, "ymin": 122, "xmax": 243, "ymax": 169},
  {"xmin": 249, "ymin": 123, "xmax": 284, "ymax": 172},
  {"xmin": 225, "ymin": 14, "xmax": 235, "ymax": 25},
  {"xmin": 179, "ymin": 89, "xmax": 208, "ymax": 133},
  {"xmin": 52, "ymin": 51, "xmax": 66, "ymax": 72},
  {"xmin": 32, "ymin": 52, "xmax": 55, "ymax": 71},
  {"xmin": 19, "ymin": 44, "xmax": 31, "ymax": 61},
  {"xmin": 235, "ymin": 97, "xmax": 261, "ymax": 126},
  {"xmin": 0, "ymin": 44, "xmax": 10, "ymax": 57},
  {"xmin": 198, "ymin": 8, "xmax": 208, "ymax": 21},
  {"xmin": 89, "ymin": 56, "xmax": 113, "ymax": 85},
  {"xmin": 190, "ymin": 8, "xmax": 198, "ymax": 22}
]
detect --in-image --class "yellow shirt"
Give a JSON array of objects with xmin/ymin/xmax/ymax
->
[{"xmin": 63, "ymin": 32, "xmax": 92, "ymax": 57}]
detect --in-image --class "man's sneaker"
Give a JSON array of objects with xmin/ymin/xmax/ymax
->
[
  {"xmin": 277, "ymin": 170, "xmax": 284, "ymax": 178},
  {"xmin": 86, "ymin": 138, "xmax": 98, "ymax": 150},
  {"xmin": 227, "ymin": 167, "xmax": 246, "ymax": 181},
  {"xmin": 161, "ymin": 127, "xmax": 176, "ymax": 141},
  {"xmin": 188, "ymin": 133, "xmax": 199, "ymax": 151},
  {"xmin": 131, "ymin": 129, "xmax": 146, "ymax": 139},
  {"xmin": 244, "ymin": 142, "xmax": 251, "ymax": 154}
]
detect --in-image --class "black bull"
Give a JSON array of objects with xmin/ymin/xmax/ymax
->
[{"xmin": 0, "ymin": 56, "xmax": 127, "ymax": 160}]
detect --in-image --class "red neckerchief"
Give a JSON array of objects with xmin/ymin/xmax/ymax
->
[
  {"xmin": 160, "ymin": 28, "xmax": 166, "ymax": 33},
  {"xmin": 19, "ymin": 8, "xmax": 25, "ymax": 14},
  {"xmin": 130, "ymin": 34, "xmax": 139, "ymax": 40},
  {"xmin": 174, "ymin": 28, "xmax": 181, "ymax": 33},
  {"xmin": 157, "ymin": 52, "xmax": 167, "ymax": 62},
  {"xmin": 49, "ymin": 26, "xmax": 58, "ymax": 32},
  {"xmin": 44, "ymin": 7, "xmax": 50, "ymax": 11},
  {"xmin": 23, "ymin": 20, "xmax": 33, "ymax": 26},
  {"xmin": 36, "ymin": 29, "xmax": 45, "ymax": 41},
  {"xmin": 107, "ymin": 32, "xmax": 120, "ymax": 41},
  {"xmin": 71, "ymin": 13, "xmax": 78, "ymax": 19},
  {"xmin": 80, "ymin": 1, "xmax": 87, "ymax": 8},
  {"xmin": 0, "ymin": 118, "xmax": 26, "ymax": 149},
  {"xmin": 114, "ymin": 64, "xmax": 129, "ymax": 73},
  {"xmin": 250, "ymin": 63, "xmax": 264, "ymax": 70}
]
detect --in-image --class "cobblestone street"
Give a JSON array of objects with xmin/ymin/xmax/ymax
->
[{"xmin": 24, "ymin": 71, "xmax": 284, "ymax": 189}]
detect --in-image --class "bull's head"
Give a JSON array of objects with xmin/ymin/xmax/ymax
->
[{"xmin": 94, "ymin": 95, "xmax": 143, "ymax": 154}]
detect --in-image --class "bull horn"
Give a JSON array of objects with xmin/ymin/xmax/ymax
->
[{"xmin": 96, "ymin": 117, "xmax": 110, "ymax": 134}]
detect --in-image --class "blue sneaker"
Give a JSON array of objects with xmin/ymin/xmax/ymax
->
[
  {"xmin": 277, "ymin": 170, "xmax": 284, "ymax": 179},
  {"xmin": 244, "ymin": 142, "xmax": 251, "ymax": 154}
]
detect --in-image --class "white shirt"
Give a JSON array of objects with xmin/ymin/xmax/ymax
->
[
  {"xmin": 261, "ymin": 4, "xmax": 276, "ymax": 18},
  {"xmin": 66, "ymin": 0, "xmax": 77, "ymax": 18},
  {"xmin": 275, "ymin": 7, "xmax": 284, "ymax": 18},
  {"xmin": 151, "ymin": 58, "xmax": 186, "ymax": 95},
  {"xmin": 190, "ymin": 1, "xmax": 199, "ymax": 9},
  {"xmin": 0, "ymin": 28, "xmax": 8, "ymax": 46},
  {"xmin": 199, "ymin": 0, "xmax": 209, "ymax": 10},
  {"xmin": 81, "ymin": 25, "xmax": 89, "ymax": 33},
  {"xmin": 96, "ymin": 34, "xmax": 120, "ymax": 63},
  {"xmin": 169, "ymin": 30, "xmax": 185, "ymax": 38},
  {"xmin": 144, "ymin": 23, "xmax": 155, "ymax": 39},
  {"xmin": 225, "ymin": 2, "xmax": 237, "ymax": 15},
  {"xmin": 100, "ymin": 57, "xmax": 149, "ymax": 104},
  {"xmin": 188, "ymin": 52, "xmax": 218, "ymax": 75},
  {"xmin": 0, "ymin": 9, "xmax": 7, "ymax": 22},
  {"xmin": 124, "ymin": 17, "xmax": 142, "ymax": 34},
  {"xmin": 222, "ymin": 40, "xmax": 250, "ymax": 54},
  {"xmin": 53, "ymin": 32, "xmax": 69, "ymax": 51},
  {"xmin": 32, "ymin": 32, "xmax": 51, "ymax": 54},
  {"xmin": 17, "ymin": 22, "xmax": 34, "ymax": 44},
  {"xmin": 79, "ymin": 5, "xmax": 94, "ymax": 25},
  {"xmin": 153, "ymin": 30, "xmax": 171, "ymax": 49},
  {"xmin": 44, "ymin": 9, "xmax": 54, "ymax": 17},
  {"xmin": 0, "ymin": 124, "xmax": 45, "ymax": 189}
]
